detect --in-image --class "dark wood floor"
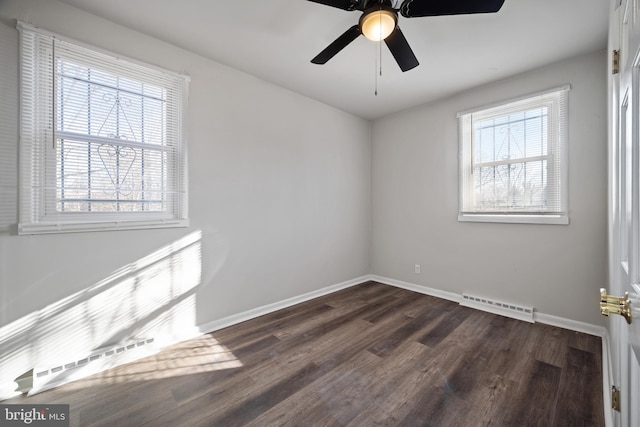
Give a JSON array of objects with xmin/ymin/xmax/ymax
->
[{"xmin": 6, "ymin": 282, "xmax": 604, "ymax": 426}]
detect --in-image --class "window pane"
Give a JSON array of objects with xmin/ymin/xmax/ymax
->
[
  {"xmin": 57, "ymin": 59, "xmax": 166, "ymax": 146},
  {"xmin": 474, "ymin": 107, "xmax": 548, "ymax": 164},
  {"xmin": 57, "ymin": 138, "xmax": 167, "ymax": 213},
  {"xmin": 473, "ymin": 160, "xmax": 548, "ymax": 211},
  {"xmin": 494, "ymin": 122, "xmax": 511, "ymax": 160},
  {"xmin": 56, "ymin": 59, "xmax": 170, "ymax": 213},
  {"xmin": 476, "ymin": 123, "xmax": 496, "ymax": 163},
  {"xmin": 525, "ymin": 112, "xmax": 544, "ymax": 157}
]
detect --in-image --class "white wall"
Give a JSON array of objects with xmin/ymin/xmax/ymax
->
[
  {"xmin": 371, "ymin": 50, "xmax": 608, "ymax": 326},
  {"xmin": 0, "ymin": 0, "xmax": 371, "ymax": 394}
]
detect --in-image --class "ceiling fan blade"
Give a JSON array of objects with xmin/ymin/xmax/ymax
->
[
  {"xmin": 400, "ymin": 0, "xmax": 505, "ymax": 18},
  {"xmin": 306, "ymin": 0, "xmax": 359, "ymax": 11},
  {"xmin": 384, "ymin": 27, "xmax": 419, "ymax": 72},
  {"xmin": 311, "ymin": 25, "xmax": 362, "ymax": 64}
]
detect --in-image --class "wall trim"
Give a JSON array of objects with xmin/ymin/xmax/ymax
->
[
  {"xmin": 534, "ymin": 312, "xmax": 607, "ymax": 337},
  {"xmin": 368, "ymin": 275, "xmax": 461, "ymax": 304},
  {"xmin": 197, "ymin": 275, "xmax": 369, "ymax": 335},
  {"xmin": 601, "ymin": 330, "xmax": 614, "ymax": 427}
]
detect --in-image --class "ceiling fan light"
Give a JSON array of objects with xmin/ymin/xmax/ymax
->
[{"xmin": 360, "ymin": 9, "xmax": 397, "ymax": 41}]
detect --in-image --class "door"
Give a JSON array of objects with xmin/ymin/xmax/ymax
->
[{"xmin": 609, "ymin": 1, "xmax": 640, "ymax": 426}]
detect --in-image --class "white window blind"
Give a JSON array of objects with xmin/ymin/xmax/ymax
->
[
  {"xmin": 458, "ymin": 86, "xmax": 569, "ymax": 225},
  {"xmin": 18, "ymin": 23, "xmax": 189, "ymax": 234}
]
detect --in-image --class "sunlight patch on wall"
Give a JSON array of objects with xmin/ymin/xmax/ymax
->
[{"xmin": 0, "ymin": 230, "xmax": 202, "ymax": 399}]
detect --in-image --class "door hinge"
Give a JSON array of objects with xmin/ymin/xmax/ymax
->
[
  {"xmin": 613, "ymin": 50, "xmax": 620, "ymax": 74},
  {"xmin": 612, "ymin": 385, "xmax": 621, "ymax": 412}
]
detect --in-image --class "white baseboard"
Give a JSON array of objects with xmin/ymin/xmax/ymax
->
[
  {"xmin": 368, "ymin": 275, "xmax": 461, "ymax": 304},
  {"xmin": 196, "ymin": 275, "xmax": 369, "ymax": 335},
  {"xmin": 534, "ymin": 312, "xmax": 607, "ymax": 337}
]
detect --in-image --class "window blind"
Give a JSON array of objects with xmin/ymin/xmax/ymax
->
[{"xmin": 18, "ymin": 22, "xmax": 189, "ymax": 234}]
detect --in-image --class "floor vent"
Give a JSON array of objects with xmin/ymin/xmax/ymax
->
[
  {"xmin": 29, "ymin": 338, "xmax": 157, "ymax": 396},
  {"xmin": 461, "ymin": 294, "xmax": 535, "ymax": 323}
]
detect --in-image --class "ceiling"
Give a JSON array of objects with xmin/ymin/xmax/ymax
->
[{"xmin": 56, "ymin": 0, "xmax": 609, "ymax": 120}]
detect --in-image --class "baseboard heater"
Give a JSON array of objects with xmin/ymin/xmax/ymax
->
[
  {"xmin": 25, "ymin": 338, "xmax": 158, "ymax": 396},
  {"xmin": 460, "ymin": 294, "xmax": 535, "ymax": 323}
]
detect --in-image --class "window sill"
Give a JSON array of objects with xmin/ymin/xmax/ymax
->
[
  {"xmin": 458, "ymin": 213, "xmax": 569, "ymax": 225},
  {"xmin": 18, "ymin": 219, "xmax": 189, "ymax": 235}
]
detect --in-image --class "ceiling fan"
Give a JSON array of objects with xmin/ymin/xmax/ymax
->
[{"xmin": 308, "ymin": 0, "xmax": 506, "ymax": 72}]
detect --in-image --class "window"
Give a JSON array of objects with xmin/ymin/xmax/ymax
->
[
  {"xmin": 18, "ymin": 23, "xmax": 189, "ymax": 234},
  {"xmin": 458, "ymin": 86, "xmax": 569, "ymax": 224}
]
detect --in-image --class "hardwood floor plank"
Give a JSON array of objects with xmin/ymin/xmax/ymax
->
[
  {"xmin": 201, "ymin": 361, "xmax": 326, "ymax": 427},
  {"xmin": 455, "ymin": 373, "xmax": 518, "ymax": 426},
  {"xmin": 489, "ymin": 319, "xmax": 544, "ymax": 384},
  {"xmin": 167, "ymin": 334, "xmax": 281, "ymax": 403},
  {"xmin": 553, "ymin": 347, "xmax": 604, "ymax": 427},
  {"xmin": 273, "ymin": 290, "xmax": 402, "ymax": 346},
  {"xmin": 503, "ymin": 360, "xmax": 561, "ymax": 426},
  {"xmin": 250, "ymin": 349, "xmax": 383, "ymax": 426},
  {"xmin": 319, "ymin": 281, "xmax": 397, "ymax": 309},
  {"xmin": 367, "ymin": 307, "xmax": 446, "ymax": 358},
  {"xmin": 396, "ymin": 380, "xmax": 470, "ymax": 427},
  {"xmin": 346, "ymin": 403, "xmax": 400, "ymax": 426},
  {"xmin": 217, "ymin": 302, "xmax": 335, "ymax": 345},
  {"xmin": 568, "ymin": 330, "xmax": 602, "ymax": 355},
  {"xmin": 402, "ymin": 294, "xmax": 455, "ymax": 319},
  {"xmin": 83, "ymin": 386, "xmax": 178, "ymax": 427},
  {"xmin": 418, "ymin": 304, "xmax": 474, "ymax": 348},
  {"xmin": 362, "ymin": 291, "xmax": 420, "ymax": 324},
  {"xmin": 436, "ymin": 316, "xmax": 513, "ymax": 401},
  {"xmin": 309, "ymin": 340, "xmax": 436, "ymax": 424},
  {"xmin": 533, "ymin": 324, "xmax": 570, "ymax": 368}
]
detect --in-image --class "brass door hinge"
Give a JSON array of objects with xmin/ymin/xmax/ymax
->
[
  {"xmin": 613, "ymin": 50, "xmax": 620, "ymax": 74},
  {"xmin": 612, "ymin": 386, "xmax": 621, "ymax": 412},
  {"xmin": 600, "ymin": 288, "xmax": 632, "ymax": 324}
]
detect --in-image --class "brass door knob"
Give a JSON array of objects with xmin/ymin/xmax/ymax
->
[{"xmin": 600, "ymin": 288, "xmax": 632, "ymax": 324}]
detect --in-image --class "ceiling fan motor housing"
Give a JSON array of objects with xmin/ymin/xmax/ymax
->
[{"xmin": 359, "ymin": 6, "xmax": 398, "ymax": 41}]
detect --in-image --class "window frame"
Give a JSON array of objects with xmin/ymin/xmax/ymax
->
[
  {"xmin": 18, "ymin": 22, "xmax": 189, "ymax": 234},
  {"xmin": 457, "ymin": 86, "xmax": 570, "ymax": 225}
]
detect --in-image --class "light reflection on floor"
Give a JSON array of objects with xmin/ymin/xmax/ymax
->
[{"xmin": 60, "ymin": 334, "xmax": 242, "ymax": 389}]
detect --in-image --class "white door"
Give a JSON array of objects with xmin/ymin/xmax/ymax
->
[{"xmin": 609, "ymin": 1, "xmax": 640, "ymax": 426}]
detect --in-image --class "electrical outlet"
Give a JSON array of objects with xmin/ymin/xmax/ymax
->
[{"xmin": 415, "ymin": 264, "xmax": 421, "ymax": 274}]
